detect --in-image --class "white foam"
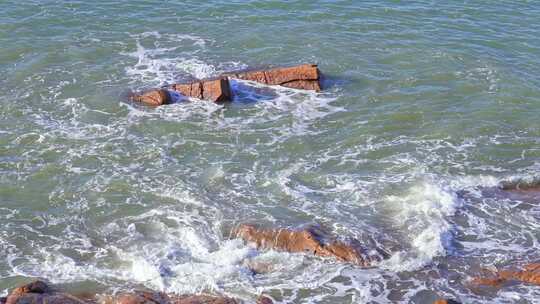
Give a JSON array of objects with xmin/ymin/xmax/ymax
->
[{"xmin": 382, "ymin": 180, "xmax": 459, "ymax": 271}]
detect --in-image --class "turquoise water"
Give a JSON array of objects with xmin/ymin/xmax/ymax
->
[{"xmin": 1, "ymin": 1, "xmax": 540, "ymax": 303}]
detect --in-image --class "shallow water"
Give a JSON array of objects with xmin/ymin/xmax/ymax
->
[{"xmin": 1, "ymin": 1, "xmax": 540, "ymax": 303}]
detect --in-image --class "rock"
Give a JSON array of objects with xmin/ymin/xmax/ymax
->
[
  {"xmin": 169, "ymin": 295, "xmax": 237, "ymax": 304},
  {"xmin": 5, "ymin": 282, "xmax": 237, "ymax": 304},
  {"xmin": 500, "ymin": 179, "xmax": 540, "ymax": 192},
  {"xmin": 132, "ymin": 89, "xmax": 171, "ymax": 106},
  {"xmin": 256, "ymin": 296, "xmax": 273, "ymax": 304},
  {"xmin": 5, "ymin": 281, "xmax": 87, "ymax": 304},
  {"xmin": 223, "ymin": 64, "xmax": 321, "ymax": 91},
  {"xmin": 171, "ymin": 78, "xmax": 231, "ymax": 103},
  {"xmin": 232, "ymin": 224, "xmax": 386, "ymax": 266},
  {"xmin": 10, "ymin": 281, "xmax": 49, "ymax": 296},
  {"xmin": 433, "ymin": 299, "xmax": 461, "ymax": 304},
  {"xmin": 471, "ymin": 263, "xmax": 540, "ymax": 287},
  {"xmin": 114, "ymin": 292, "xmax": 237, "ymax": 304},
  {"xmin": 132, "ymin": 78, "xmax": 231, "ymax": 106}
]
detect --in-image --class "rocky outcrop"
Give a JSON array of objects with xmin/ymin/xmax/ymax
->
[
  {"xmin": 471, "ymin": 263, "xmax": 540, "ymax": 287},
  {"xmin": 223, "ymin": 64, "xmax": 321, "ymax": 91},
  {"xmin": 433, "ymin": 299, "xmax": 461, "ymax": 304},
  {"xmin": 114, "ymin": 292, "xmax": 237, "ymax": 304},
  {"xmin": 131, "ymin": 64, "xmax": 322, "ymax": 106},
  {"xmin": 255, "ymin": 296, "xmax": 272, "ymax": 304},
  {"xmin": 5, "ymin": 280, "xmax": 87, "ymax": 304},
  {"xmin": 131, "ymin": 78, "xmax": 231, "ymax": 106},
  {"xmin": 169, "ymin": 78, "xmax": 231, "ymax": 103},
  {"xmin": 132, "ymin": 89, "xmax": 172, "ymax": 106},
  {"xmin": 232, "ymin": 224, "xmax": 387, "ymax": 266},
  {"xmin": 4, "ymin": 281, "xmax": 237, "ymax": 304}
]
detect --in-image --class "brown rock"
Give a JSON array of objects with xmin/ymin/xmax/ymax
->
[
  {"xmin": 433, "ymin": 300, "xmax": 461, "ymax": 304},
  {"xmin": 6, "ymin": 293, "xmax": 88, "ymax": 304},
  {"xmin": 223, "ymin": 64, "xmax": 321, "ymax": 91},
  {"xmin": 472, "ymin": 262, "xmax": 540, "ymax": 287},
  {"xmin": 169, "ymin": 295, "xmax": 237, "ymax": 304},
  {"xmin": 132, "ymin": 78, "xmax": 231, "ymax": 106},
  {"xmin": 113, "ymin": 292, "xmax": 237, "ymax": 304},
  {"xmin": 232, "ymin": 224, "xmax": 385, "ymax": 266},
  {"xmin": 256, "ymin": 296, "xmax": 273, "ymax": 304},
  {"xmin": 10, "ymin": 281, "xmax": 49, "ymax": 296},
  {"xmin": 132, "ymin": 89, "xmax": 171, "ymax": 106},
  {"xmin": 5, "ymin": 281, "xmax": 87, "ymax": 304},
  {"xmin": 171, "ymin": 78, "xmax": 231, "ymax": 103}
]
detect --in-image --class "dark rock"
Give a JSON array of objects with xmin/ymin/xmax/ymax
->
[
  {"xmin": 232, "ymin": 224, "xmax": 386, "ymax": 266},
  {"xmin": 223, "ymin": 64, "xmax": 321, "ymax": 91}
]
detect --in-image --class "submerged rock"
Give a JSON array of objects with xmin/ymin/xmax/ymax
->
[
  {"xmin": 471, "ymin": 263, "xmax": 540, "ymax": 287},
  {"xmin": 223, "ymin": 64, "xmax": 321, "ymax": 91},
  {"xmin": 232, "ymin": 224, "xmax": 387, "ymax": 266}
]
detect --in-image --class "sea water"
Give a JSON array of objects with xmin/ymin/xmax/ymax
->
[{"xmin": 1, "ymin": 1, "xmax": 540, "ymax": 303}]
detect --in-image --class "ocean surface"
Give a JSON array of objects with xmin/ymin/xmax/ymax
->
[{"xmin": 1, "ymin": 1, "xmax": 540, "ymax": 303}]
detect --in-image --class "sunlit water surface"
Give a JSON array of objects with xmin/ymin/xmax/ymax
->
[{"xmin": 1, "ymin": 1, "xmax": 540, "ymax": 303}]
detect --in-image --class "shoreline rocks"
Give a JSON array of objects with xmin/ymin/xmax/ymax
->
[
  {"xmin": 232, "ymin": 224, "xmax": 387, "ymax": 267},
  {"xmin": 222, "ymin": 64, "xmax": 321, "ymax": 92},
  {"xmin": 471, "ymin": 262, "xmax": 540, "ymax": 287},
  {"xmin": 132, "ymin": 89, "xmax": 172, "ymax": 106},
  {"xmin": 433, "ymin": 300, "xmax": 461, "ymax": 304},
  {"xmin": 4, "ymin": 281, "xmax": 238, "ymax": 304},
  {"xmin": 132, "ymin": 78, "xmax": 231, "ymax": 106},
  {"xmin": 131, "ymin": 64, "xmax": 322, "ymax": 106},
  {"xmin": 114, "ymin": 291, "xmax": 238, "ymax": 304},
  {"xmin": 169, "ymin": 78, "xmax": 232, "ymax": 103}
]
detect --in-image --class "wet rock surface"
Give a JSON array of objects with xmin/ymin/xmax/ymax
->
[
  {"xmin": 114, "ymin": 292, "xmax": 237, "ymax": 304},
  {"xmin": 232, "ymin": 224, "xmax": 387, "ymax": 266},
  {"xmin": 4, "ymin": 282, "xmax": 237, "ymax": 304},
  {"xmin": 132, "ymin": 89, "xmax": 171, "ymax": 106},
  {"xmin": 255, "ymin": 296, "xmax": 272, "ymax": 304},
  {"xmin": 471, "ymin": 263, "xmax": 540, "ymax": 287},
  {"xmin": 5, "ymin": 281, "xmax": 87, "ymax": 304},
  {"xmin": 170, "ymin": 78, "xmax": 231, "ymax": 103},
  {"xmin": 223, "ymin": 64, "xmax": 321, "ymax": 91},
  {"xmin": 432, "ymin": 299, "xmax": 461, "ymax": 304},
  {"xmin": 131, "ymin": 64, "xmax": 322, "ymax": 106}
]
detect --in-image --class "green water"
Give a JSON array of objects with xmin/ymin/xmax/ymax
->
[{"xmin": 1, "ymin": 1, "xmax": 540, "ymax": 303}]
